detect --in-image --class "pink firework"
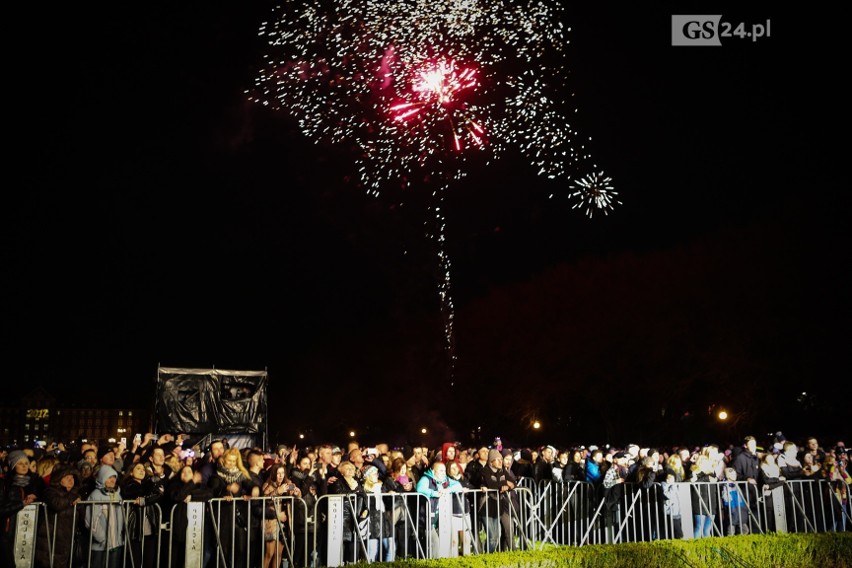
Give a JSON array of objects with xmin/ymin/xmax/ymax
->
[{"xmin": 389, "ymin": 58, "xmax": 485, "ymax": 152}]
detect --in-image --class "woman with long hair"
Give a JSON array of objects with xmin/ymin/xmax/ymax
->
[
  {"xmin": 758, "ymin": 452, "xmax": 785, "ymax": 532},
  {"xmin": 120, "ymin": 462, "xmax": 164, "ymax": 568},
  {"xmin": 209, "ymin": 448, "xmax": 253, "ymax": 568},
  {"xmin": 363, "ymin": 464, "xmax": 394, "ymax": 562},
  {"xmin": 661, "ymin": 454, "xmax": 684, "ymax": 539},
  {"xmin": 260, "ymin": 463, "xmax": 299, "ymax": 568},
  {"xmin": 689, "ymin": 445, "xmax": 720, "ymax": 538}
]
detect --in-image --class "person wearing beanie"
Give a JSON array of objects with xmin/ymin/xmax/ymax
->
[
  {"xmin": 1, "ymin": 450, "xmax": 42, "ymax": 567},
  {"xmin": 479, "ymin": 447, "xmax": 515, "ymax": 552},
  {"xmin": 97, "ymin": 444, "xmax": 117, "ymax": 469},
  {"xmin": 86, "ymin": 465, "xmax": 126, "ymax": 566}
]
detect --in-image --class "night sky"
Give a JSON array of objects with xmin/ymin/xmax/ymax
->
[{"xmin": 5, "ymin": 3, "xmax": 847, "ymax": 448}]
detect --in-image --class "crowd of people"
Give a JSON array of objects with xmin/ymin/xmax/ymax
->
[{"xmin": 0, "ymin": 431, "xmax": 849, "ymax": 566}]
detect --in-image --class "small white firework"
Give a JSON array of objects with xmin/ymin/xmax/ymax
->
[{"xmin": 570, "ymin": 171, "xmax": 619, "ymax": 217}]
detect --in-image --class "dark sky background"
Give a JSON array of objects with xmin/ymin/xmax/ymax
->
[{"xmin": 5, "ymin": 3, "xmax": 847, "ymax": 449}]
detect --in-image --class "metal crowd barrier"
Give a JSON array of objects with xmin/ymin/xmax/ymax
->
[{"xmin": 9, "ymin": 477, "xmax": 851, "ymax": 567}]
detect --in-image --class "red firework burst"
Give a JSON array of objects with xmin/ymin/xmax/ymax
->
[{"xmin": 389, "ymin": 57, "xmax": 485, "ymax": 152}]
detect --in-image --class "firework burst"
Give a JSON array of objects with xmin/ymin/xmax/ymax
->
[
  {"xmin": 249, "ymin": 1, "xmax": 615, "ymax": 382},
  {"xmin": 249, "ymin": 0, "xmax": 601, "ymax": 194},
  {"xmin": 570, "ymin": 171, "xmax": 620, "ymax": 218}
]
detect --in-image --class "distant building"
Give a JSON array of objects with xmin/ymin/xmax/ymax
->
[{"xmin": 0, "ymin": 387, "xmax": 150, "ymax": 448}]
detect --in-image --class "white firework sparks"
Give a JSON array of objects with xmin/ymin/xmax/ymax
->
[
  {"xmin": 248, "ymin": 0, "xmax": 597, "ymax": 194},
  {"xmin": 570, "ymin": 171, "xmax": 620, "ymax": 218},
  {"xmin": 248, "ymin": 1, "xmax": 615, "ymax": 382}
]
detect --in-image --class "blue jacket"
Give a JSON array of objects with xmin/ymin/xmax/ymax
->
[{"xmin": 416, "ymin": 468, "xmax": 463, "ymax": 526}]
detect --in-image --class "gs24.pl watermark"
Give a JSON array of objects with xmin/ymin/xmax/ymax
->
[{"xmin": 672, "ymin": 15, "xmax": 771, "ymax": 46}]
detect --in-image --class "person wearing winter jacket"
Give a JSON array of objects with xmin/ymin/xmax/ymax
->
[
  {"xmin": 85, "ymin": 465, "xmax": 125, "ymax": 568},
  {"xmin": 35, "ymin": 464, "xmax": 82, "ymax": 568},
  {"xmin": 1, "ymin": 451, "xmax": 42, "ymax": 567}
]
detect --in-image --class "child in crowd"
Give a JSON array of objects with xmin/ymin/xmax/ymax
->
[{"xmin": 722, "ymin": 467, "xmax": 748, "ymax": 535}]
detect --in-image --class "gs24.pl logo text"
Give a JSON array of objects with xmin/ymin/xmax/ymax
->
[{"xmin": 672, "ymin": 15, "xmax": 771, "ymax": 46}]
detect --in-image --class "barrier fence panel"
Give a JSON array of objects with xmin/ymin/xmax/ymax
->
[{"xmin": 14, "ymin": 477, "xmax": 852, "ymax": 567}]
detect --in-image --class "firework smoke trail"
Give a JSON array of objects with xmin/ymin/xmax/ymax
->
[{"xmin": 249, "ymin": 0, "xmax": 613, "ymax": 382}]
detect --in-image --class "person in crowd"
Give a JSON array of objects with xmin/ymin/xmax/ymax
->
[
  {"xmin": 166, "ymin": 465, "xmax": 214, "ymax": 568},
  {"xmin": 199, "ymin": 439, "xmax": 227, "ymax": 486},
  {"xmin": 387, "ymin": 457, "xmax": 417, "ymax": 558},
  {"xmin": 563, "ymin": 449, "xmax": 585, "ymax": 483},
  {"xmin": 602, "ymin": 451, "xmax": 629, "ymax": 539},
  {"xmin": 777, "ymin": 441, "xmax": 806, "ymax": 531},
  {"xmin": 778, "ymin": 441, "xmax": 804, "ymax": 480},
  {"xmin": 732, "ymin": 435, "xmax": 760, "ymax": 530},
  {"xmin": 624, "ymin": 445, "xmax": 642, "ymax": 482},
  {"xmin": 417, "ymin": 459, "xmax": 464, "ymax": 556},
  {"xmin": 479, "ymin": 449, "xmax": 515, "ymax": 552},
  {"xmin": 312, "ymin": 444, "xmax": 334, "ymax": 494},
  {"xmin": 501, "ymin": 450, "xmax": 522, "ymax": 523},
  {"xmin": 143, "ymin": 446, "xmax": 175, "ymax": 490},
  {"xmin": 362, "ymin": 446, "xmax": 388, "ymax": 481},
  {"xmin": 289, "ymin": 455, "xmax": 319, "ymax": 568},
  {"xmin": 408, "ymin": 447, "xmax": 430, "ymax": 485},
  {"xmin": 446, "ymin": 460, "xmax": 474, "ymax": 556},
  {"xmin": 551, "ymin": 449, "xmax": 569, "ymax": 482},
  {"xmin": 363, "ymin": 464, "xmax": 394, "ymax": 562},
  {"xmin": 209, "ymin": 448, "xmax": 253, "ymax": 568},
  {"xmin": 390, "ymin": 458, "xmax": 413, "ymax": 492},
  {"xmin": 348, "ymin": 448, "xmax": 366, "ymax": 481},
  {"xmin": 120, "ymin": 462, "xmax": 164, "ymax": 568},
  {"xmin": 110, "ymin": 441, "xmax": 127, "ymax": 475},
  {"xmin": 690, "ymin": 445, "xmax": 720, "ymax": 538},
  {"xmin": 159, "ymin": 442, "xmax": 184, "ymax": 475},
  {"xmin": 722, "ymin": 467, "xmax": 748, "ymax": 535},
  {"xmin": 660, "ymin": 456, "xmax": 684, "ymax": 539},
  {"xmin": 821, "ymin": 451, "xmax": 851, "ymax": 531},
  {"xmin": 678, "ymin": 448, "xmax": 694, "ymax": 482},
  {"xmin": 801, "ymin": 437, "xmax": 826, "ymax": 466},
  {"xmin": 2, "ymin": 451, "xmax": 42, "ymax": 567},
  {"xmin": 512, "ymin": 449, "xmax": 534, "ymax": 479},
  {"xmin": 94, "ymin": 444, "xmax": 118, "ymax": 477},
  {"xmin": 35, "ymin": 455, "xmax": 59, "ymax": 486},
  {"xmin": 85, "ymin": 465, "xmax": 125, "ymax": 568},
  {"xmin": 758, "ymin": 452, "xmax": 786, "ymax": 532},
  {"xmin": 533, "ymin": 445, "xmax": 555, "ymax": 484},
  {"xmin": 331, "ymin": 461, "xmax": 369, "ymax": 563},
  {"xmin": 634, "ymin": 455, "xmax": 664, "ymax": 541},
  {"xmin": 464, "ymin": 447, "xmax": 489, "ymax": 489},
  {"xmin": 441, "ymin": 443, "xmax": 460, "ymax": 469},
  {"xmin": 245, "ymin": 448, "xmax": 267, "ymax": 491},
  {"xmin": 261, "ymin": 463, "xmax": 298, "ymax": 568},
  {"xmin": 585, "ymin": 448, "xmax": 605, "ymax": 486},
  {"xmin": 35, "ymin": 464, "xmax": 82, "ymax": 568},
  {"xmin": 802, "ymin": 452, "xmax": 821, "ymax": 480},
  {"xmin": 78, "ymin": 448, "xmax": 99, "ymax": 498}
]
